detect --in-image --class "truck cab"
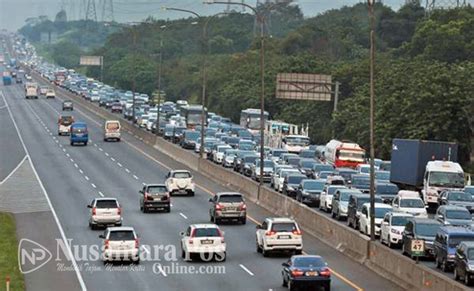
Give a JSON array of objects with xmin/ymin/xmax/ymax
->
[{"xmin": 422, "ymin": 161, "xmax": 465, "ymax": 208}]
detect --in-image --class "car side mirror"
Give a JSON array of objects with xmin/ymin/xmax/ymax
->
[
  {"xmin": 282, "ymin": 262, "xmax": 289, "ymax": 267},
  {"xmin": 87, "ymin": 205, "xmax": 92, "ymax": 208},
  {"xmin": 209, "ymin": 198, "xmax": 213, "ymax": 202},
  {"xmin": 99, "ymin": 234, "xmax": 105, "ymax": 239},
  {"xmin": 179, "ymin": 231, "xmax": 185, "ymax": 236},
  {"xmin": 437, "ymin": 214, "xmax": 444, "ymax": 220},
  {"xmin": 256, "ymin": 225, "xmax": 262, "ymax": 230}
]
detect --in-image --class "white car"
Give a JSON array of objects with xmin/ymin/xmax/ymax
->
[
  {"xmin": 99, "ymin": 227, "xmax": 139, "ymax": 263},
  {"xmin": 213, "ymin": 145, "xmax": 232, "ymax": 164},
  {"xmin": 270, "ymin": 165, "xmax": 293, "ymax": 189},
  {"xmin": 180, "ymin": 224, "xmax": 226, "ymax": 262},
  {"xmin": 165, "ymin": 170, "xmax": 195, "ymax": 196},
  {"xmin": 359, "ymin": 203, "xmax": 392, "ymax": 236},
  {"xmin": 380, "ymin": 212, "xmax": 413, "ymax": 248},
  {"xmin": 88, "ymin": 198, "xmax": 122, "ymax": 229},
  {"xmin": 392, "ymin": 191, "xmax": 428, "ymax": 218},
  {"xmin": 319, "ymin": 185, "xmax": 347, "ymax": 213},
  {"xmin": 256, "ymin": 217, "xmax": 303, "ymax": 257},
  {"xmin": 274, "ymin": 168, "xmax": 300, "ymax": 193},
  {"xmin": 46, "ymin": 89, "xmax": 55, "ymax": 98},
  {"xmin": 356, "ymin": 164, "xmax": 371, "ymax": 175}
]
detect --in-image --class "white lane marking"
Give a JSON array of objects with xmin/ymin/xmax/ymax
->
[
  {"xmin": 0, "ymin": 155, "xmax": 28, "ymax": 185},
  {"xmin": 133, "ymin": 175, "xmax": 139, "ymax": 180},
  {"xmin": 117, "ymin": 162, "xmax": 122, "ymax": 167},
  {"xmin": 98, "ymin": 191, "xmax": 104, "ymax": 197},
  {"xmin": 142, "ymin": 182, "xmax": 146, "ymax": 186},
  {"xmin": 85, "ymin": 176, "xmax": 90, "ymax": 181},
  {"xmin": 141, "ymin": 246, "xmax": 151, "ymax": 254},
  {"xmin": 93, "ymin": 144, "xmax": 97, "ymax": 147},
  {"xmin": 79, "ymin": 169, "xmax": 84, "ymax": 174},
  {"xmin": 105, "ymin": 152, "xmax": 109, "ymax": 157},
  {"xmin": 99, "ymin": 148, "xmax": 103, "ymax": 152},
  {"xmin": 62, "ymin": 148, "xmax": 66, "ymax": 152},
  {"xmin": 74, "ymin": 163, "xmax": 79, "ymax": 168},
  {"xmin": 49, "ymin": 132, "xmax": 53, "ymax": 135},
  {"xmin": 91, "ymin": 183, "xmax": 96, "ymax": 188},
  {"xmin": 70, "ymin": 158, "xmax": 74, "ymax": 162},
  {"xmin": 239, "ymin": 264, "xmax": 255, "ymax": 276},
  {"xmin": 156, "ymin": 264, "xmax": 167, "ymax": 277},
  {"xmin": 179, "ymin": 213, "xmax": 188, "ymax": 220},
  {"xmin": 125, "ymin": 168, "xmax": 130, "ymax": 173},
  {"xmin": 66, "ymin": 153, "xmax": 70, "ymax": 157},
  {"xmin": 1, "ymin": 91, "xmax": 87, "ymax": 290}
]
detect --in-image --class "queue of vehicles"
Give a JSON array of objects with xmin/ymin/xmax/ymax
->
[{"xmin": 12, "ymin": 34, "xmax": 474, "ymax": 289}]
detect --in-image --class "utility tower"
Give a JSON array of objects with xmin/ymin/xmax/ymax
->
[
  {"xmin": 225, "ymin": 0, "xmax": 246, "ymax": 12},
  {"xmin": 405, "ymin": 0, "xmax": 421, "ymax": 4},
  {"xmin": 85, "ymin": 0, "xmax": 97, "ymax": 22},
  {"xmin": 425, "ymin": 0, "xmax": 467, "ymax": 12},
  {"xmin": 101, "ymin": 0, "xmax": 114, "ymax": 22}
]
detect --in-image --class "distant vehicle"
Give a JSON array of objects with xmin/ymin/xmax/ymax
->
[
  {"xmin": 139, "ymin": 184, "xmax": 171, "ymax": 213},
  {"xmin": 465, "ymin": 186, "xmax": 474, "ymax": 198},
  {"xmin": 454, "ymin": 241, "xmax": 474, "ymax": 285},
  {"xmin": 180, "ymin": 224, "xmax": 226, "ymax": 262},
  {"xmin": 391, "ymin": 190, "xmax": 428, "ymax": 218},
  {"xmin": 240, "ymin": 108, "xmax": 269, "ymax": 135},
  {"xmin": 281, "ymin": 255, "xmax": 331, "ymax": 291},
  {"xmin": 25, "ymin": 82, "xmax": 38, "ymax": 99},
  {"xmin": 181, "ymin": 105, "xmax": 207, "ymax": 129},
  {"xmin": 111, "ymin": 102, "xmax": 122, "ymax": 113},
  {"xmin": 62, "ymin": 100, "xmax": 73, "ymax": 111},
  {"xmin": 375, "ymin": 170, "xmax": 390, "ymax": 182},
  {"xmin": 70, "ymin": 122, "xmax": 88, "ymax": 146},
  {"xmin": 347, "ymin": 193, "xmax": 381, "ymax": 230},
  {"xmin": 402, "ymin": 218, "xmax": 441, "ymax": 259},
  {"xmin": 45, "ymin": 88, "xmax": 55, "ymax": 98},
  {"xmin": 99, "ymin": 227, "xmax": 140, "ymax": 263},
  {"xmin": 359, "ymin": 203, "xmax": 392, "ymax": 236},
  {"xmin": 256, "ymin": 217, "xmax": 303, "ymax": 257},
  {"xmin": 350, "ymin": 174, "xmax": 370, "ymax": 193},
  {"xmin": 209, "ymin": 192, "xmax": 247, "ymax": 224},
  {"xmin": 39, "ymin": 85, "xmax": 49, "ymax": 95},
  {"xmin": 103, "ymin": 120, "xmax": 121, "ymax": 142},
  {"xmin": 324, "ymin": 140, "xmax": 366, "ymax": 169},
  {"xmin": 283, "ymin": 174, "xmax": 307, "ymax": 198},
  {"xmin": 375, "ymin": 182, "xmax": 399, "ymax": 204},
  {"xmin": 87, "ymin": 198, "xmax": 122, "ymax": 229},
  {"xmin": 390, "ymin": 139, "xmax": 464, "ymax": 208},
  {"xmin": 282, "ymin": 135, "xmax": 311, "ymax": 154},
  {"xmin": 181, "ymin": 130, "xmax": 200, "ymax": 150},
  {"xmin": 331, "ymin": 188, "xmax": 359, "ymax": 220},
  {"xmin": 312, "ymin": 164, "xmax": 335, "ymax": 179},
  {"xmin": 57, "ymin": 115, "xmax": 74, "ymax": 136},
  {"xmin": 295, "ymin": 179, "xmax": 326, "ymax": 207},
  {"xmin": 436, "ymin": 205, "xmax": 472, "ymax": 227},
  {"xmin": 319, "ymin": 185, "xmax": 347, "ymax": 213},
  {"xmin": 2, "ymin": 72, "xmax": 12, "ymax": 85},
  {"xmin": 380, "ymin": 212, "xmax": 413, "ymax": 248},
  {"xmin": 434, "ymin": 226, "xmax": 474, "ymax": 272},
  {"xmin": 165, "ymin": 170, "xmax": 195, "ymax": 196}
]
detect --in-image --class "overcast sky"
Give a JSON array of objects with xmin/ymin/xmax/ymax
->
[{"xmin": 0, "ymin": 0, "xmax": 423, "ymax": 31}]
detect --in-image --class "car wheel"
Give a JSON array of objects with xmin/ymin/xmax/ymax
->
[
  {"xmin": 262, "ymin": 248, "xmax": 269, "ymax": 257},
  {"xmin": 214, "ymin": 217, "xmax": 220, "ymax": 225},
  {"xmin": 324, "ymin": 283, "xmax": 331, "ymax": 291},
  {"xmin": 294, "ymin": 249, "xmax": 302, "ymax": 255},
  {"xmin": 70, "ymin": 141, "xmax": 74, "ymax": 146},
  {"xmin": 143, "ymin": 206, "xmax": 148, "ymax": 213},
  {"xmin": 435, "ymin": 256, "xmax": 441, "ymax": 269},
  {"xmin": 331, "ymin": 211, "xmax": 336, "ymax": 218},
  {"xmin": 181, "ymin": 248, "xmax": 185, "ymax": 259},
  {"xmin": 454, "ymin": 268, "xmax": 459, "ymax": 281},
  {"xmin": 282, "ymin": 275, "xmax": 288, "ymax": 287},
  {"xmin": 441, "ymin": 259, "xmax": 449, "ymax": 272},
  {"xmin": 465, "ymin": 272, "xmax": 472, "ymax": 286},
  {"xmin": 256, "ymin": 241, "xmax": 262, "ymax": 253},
  {"xmin": 165, "ymin": 207, "xmax": 171, "ymax": 213},
  {"xmin": 189, "ymin": 191, "xmax": 194, "ymax": 197},
  {"xmin": 387, "ymin": 236, "xmax": 392, "ymax": 249},
  {"xmin": 241, "ymin": 217, "xmax": 246, "ymax": 225}
]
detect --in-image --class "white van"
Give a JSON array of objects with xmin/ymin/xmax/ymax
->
[
  {"xmin": 392, "ymin": 190, "xmax": 428, "ymax": 218},
  {"xmin": 104, "ymin": 120, "xmax": 121, "ymax": 142}
]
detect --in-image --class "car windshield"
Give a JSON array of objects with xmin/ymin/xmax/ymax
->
[
  {"xmin": 59, "ymin": 116, "xmax": 73, "ymax": 125},
  {"xmin": 448, "ymin": 236, "xmax": 474, "ymax": 248},
  {"xmin": 288, "ymin": 176, "xmax": 305, "ymax": 184},
  {"xmin": 468, "ymin": 249, "xmax": 474, "ymax": 260},
  {"xmin": 415, "ymin": 223, "xmax": 440, "ymax": 237},
  {"xmin": 375, "ymin": 171, "xmax": 390, "ymax": 181},
  {"xmin": 240, "ymin": 143, "xmax": 255, "ymax": 151},
  {"xmin": 109, "ymin": 231, "xmax": 134, "ymax": 241},
  {"xmin": 300, "ymin": 151, "xmax": 316, "ymax": 158},
  {"xmin": 285, "ymin": 136, "xmax": 310, "ymax": 146},
  {"xmin": 429, "ymin": 171, "xmax": 465, "ymax": 188},
  {"xmin": 72, "ymin": 126, "xmax": 86, "ymax": 133},
  {"xmin": 95, "ymin": 200, "xmax": 118, "ymax": 208},
  {"xmin": 185, "ymin": 132, "xmax": 200, "ymax": 140},
  {"xmin": 271, "ymin": 223, "xmax": 297, "ymax": 232},
  {"xmin": 301, "ymin": 160, "xmax": 317, "ymax": 168},
  {"xmin": 293, "ymin": 257, "xmax": 325, "ymax": 268},
  {"xmin": 376, "ymin": 184, "xmax": 399, "ymax": 195},
  {"xmin": 392, "ymin": 216, "xmax": 410, "ymax": 226},
  {"xmin": 313, "ymin": 164, "xmax": 334, "ymax": 172},
  {"xmin": 340, "ymin": 192, "xmax": 351, "ymax": 201},
  {"xmin": 328, "ymin": 186, "xmax": 345, "ymax": 195},
  {"xmin": 319, "ymin": 171, "xmax": 335, "ymax": 179},
  {"xmin": 400, "ymin": 199, "xmax": 425, "ymax": 208},
  {"xmin": 446, "ymin": 210, "xmax": 471, "ymax": 220},
  {"xmin": 359, "ymin": 167, "xmax": 370, "ymax": 174},
  {"xmin": 106, "ymin": 122, "xmax": 119, "ymax": 130},
  {"xmin": 256, "ymin": 161, "xmax": 274, "ymax": 168},
  {"xmin": 374, "ymin": 207, "xmax": 391, "ymax": 218},
  {"xmin": 465, "ymin": 187, "xmax": 474, "ymax": 195},
  {"xmin": 352, "ymin": 177, "xmax": 370, "ymax": 186},
  {"xmin": 193, "ymin": 228, "xmax": 221, "ymax": 237},
  {"xmin": 356, "ymin": 198, "xmax": 370, "ymax": 207},
  {"xmin": 244, "ymin": 156, "xmax": 258, "ymax": 163},
  {"xmin": 147, "ymin": 185, "xmax": 167, "ymax": 194},
  {"xmin": 287, "ymin": 158, "xmax": 301, "ymax": 166},
  {"xmin": 448, "ymin": 192, "xmax": 472, "ymax": 202},
  {"xmin": 219, "ymin": 195, "xmax": 243, "ymax": 203},
  {"xmin": 272, "ymin": 150, "xmax": 287, "ymax": 157},
  {"xmin": 303, "ymin": 181, "xmax": 325, "ymax": 191},
  {"xmin": 173, "ymin": 172, "xmax": 191, "ymax": 179}
]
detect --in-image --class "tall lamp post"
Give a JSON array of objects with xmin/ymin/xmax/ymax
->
[
  {"xmin": 368, "ymin": 0, "xmax": 376, "ymax": 242},
  {"xmin": 205, "ymin": 0, "xmax": 284, "ymax": 199}
]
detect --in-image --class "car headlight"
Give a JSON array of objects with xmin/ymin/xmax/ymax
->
[
  {"xmin": 287, "ymin": 186, "xmax": 294, "ymax": 191},
  {"xmin": 341, "ymin": 206, "xmax": 347, "ymax": 212},
  {"xmin": 391, "ymin": 229, "xmax": 401, "ymax": 235},
  {"xmin": 448, "ymin": 254, "xmax": 456, "ymax": 259},
  {"xmin": 468, "ymin": 265, "xmax": 474, "ymax": 270}
]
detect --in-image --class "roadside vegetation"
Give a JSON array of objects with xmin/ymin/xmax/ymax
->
[
  {"xmin": 0, "ymin": 212, "xmax": 25, "ymax": 291},
  {"xmin": 20, "ymin": 2, "xmax": 474, "ymax": 165}
]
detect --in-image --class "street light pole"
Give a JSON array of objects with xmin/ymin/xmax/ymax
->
[
  {"xmin": 131, "ymin": 29, "xmax": 137, "ymax": 124},
  {"xmin": 156, "ymin": 38, "xmax": 163, "ymax": 135},
  {"xmin": 368, "ymin": 0, "xmax": 376, "ymax": 242}
]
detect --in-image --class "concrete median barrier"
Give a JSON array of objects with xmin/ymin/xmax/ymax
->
[
  {"xmin": 154, "ymin": 138, "xmax": 199, "ymax": 171},
  {"xmin": 366, "ymin": 242, "xmax": 468, "ymax": 291}
]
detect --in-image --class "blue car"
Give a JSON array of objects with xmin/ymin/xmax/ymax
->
[
  {"xmin": 434, "ymin": 226, "xmax": 474, "ymax": 272},
  {"xmin": 70, "ymin": 122, "xmax": 89, "ymax": 146}
]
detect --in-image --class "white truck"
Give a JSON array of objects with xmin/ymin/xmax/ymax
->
[
  {"xmin": 25, "ymin": 82, "xmax": 38, "ymax": 99},
  {"xmin": 421, "ymin": 161, "xmax": 465, "ymax": 207}
]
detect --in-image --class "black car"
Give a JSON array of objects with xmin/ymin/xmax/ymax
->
[
  {"xmin": 241, "ymin": 155, "xmax": 259, "ymax": 176},
  {"xmin": 375, "ymin": 182, "xmax": 399, "ymax": 204},
  {"xmin": 110, "ymin": 102, "xmax": 123, "ymax": 113},
  {"xmin": 350, "ymin": 174, "xmax": 370, "ymax": 193},
  {"xmin": 298, "ymin": 158, "xmax": 319, "ymax": 177},
  {"xmin": 172, "ymin": 126, "xmax": 187, "ymax": 144},
  {"xmin": 139, "ymin": 184, "xmax": 171, "ymax": 213},
  {"xmin": 296, "ymin": 179, "xmax": 326, "ymax": 207},
  {"xmin": 181, "ymin": 130, "xmax": 200, "ymax": 149},
  {"xmin": 454, "ymin": 241, "xmax": 474, "ymax": 286},
  {"xmin": 283, "ymin": 174, "xmax": 307, "ymax": 199},
  {"xmin": 402, "ymin": 218, "xmax": 442, "ymax": 259},
  {"xmin": 62, "ymin": 101, "xmax": 73, "ymax": 111},
  {"xmin": 282, "ymin": 255, "xmax": 331, "ymax": 291}
]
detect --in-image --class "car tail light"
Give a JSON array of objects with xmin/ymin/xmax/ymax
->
[
  {"xmin": 320, "ymin": 268, "xmax": 331, "ymax": 277},
  {"xmin": 135, "ymin": 238, "xmax": 139, "ymax": 248},
  {"xmin": 239, "ymin": 203, "xmax": 247, "ymax": 211},
  {"xmin": 104, "ymin": 239, "xmax": 109, "ymax": 249},
  {"xmin": 92, "ymin": 207, "xmax": 96, "ymax": 216},
  {"xmin": 265, "ymin": 230, "xmax": 276, "ymax": 236},
  {"xmin": 292, "ymin": 229, "xmax": 302, "ymax": 236},
  {"xmin": 117, "ymin": 207, "xmax": 122, "ymax": 215},
  {"xmin": 215, "ymin": 203, "xmax": 223, "ymax": 210},
  {"xmin": 291, "ymin": 269, "xmax": 304, "ymax": 277},
  {"xmin": 144, "ymin": 193, "xmax": 151, "ymax": 201}
]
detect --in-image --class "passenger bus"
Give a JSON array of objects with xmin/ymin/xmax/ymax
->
[
  {"xmin": 239, "ymin": 108, "xmax": 269, "ymax": 135},
  {"xmin": 180, "ymin": 105, "xmax": 207, "ymax": 129}
]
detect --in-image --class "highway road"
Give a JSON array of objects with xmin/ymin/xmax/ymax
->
[{"xmin": 1, "ymin": 79, "xmax": 402, "ymax": 290}]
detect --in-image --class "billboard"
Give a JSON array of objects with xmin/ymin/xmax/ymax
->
[
  {"xmin": 276, "ymin": 73, "xmax": 332, "ymax": 101},
  {"xmin": 80, "ymin": 56, "xmax": 102, "ymax": 66}
]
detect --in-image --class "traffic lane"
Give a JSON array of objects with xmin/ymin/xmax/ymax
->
[
  {"xmin": 0, "ymin": 86, "xmax": 26, "ymax": 182},
  {"xmin": 25, "ymin": 94, "xmax": 284, "ymax": 291},
  {"xmin": 44, "ymin": 85, "xmax": 404, "ymax": 290},
  {"xmin": 31, "ymin": 97, "xmax": 369, "ymax": 290},
  {"xmin": 5, "ymin": 85, "xmax": 149, "ymax": 290}
]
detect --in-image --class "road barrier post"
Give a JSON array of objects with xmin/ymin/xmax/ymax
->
[{"xmin": 6, "ymin": 275, "xmax": 10, "ymax": 291}]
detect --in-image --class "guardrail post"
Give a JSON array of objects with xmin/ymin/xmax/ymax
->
[{"xmin": 6, "ymin": 275, "xmax": 10, "ymax": 291}]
